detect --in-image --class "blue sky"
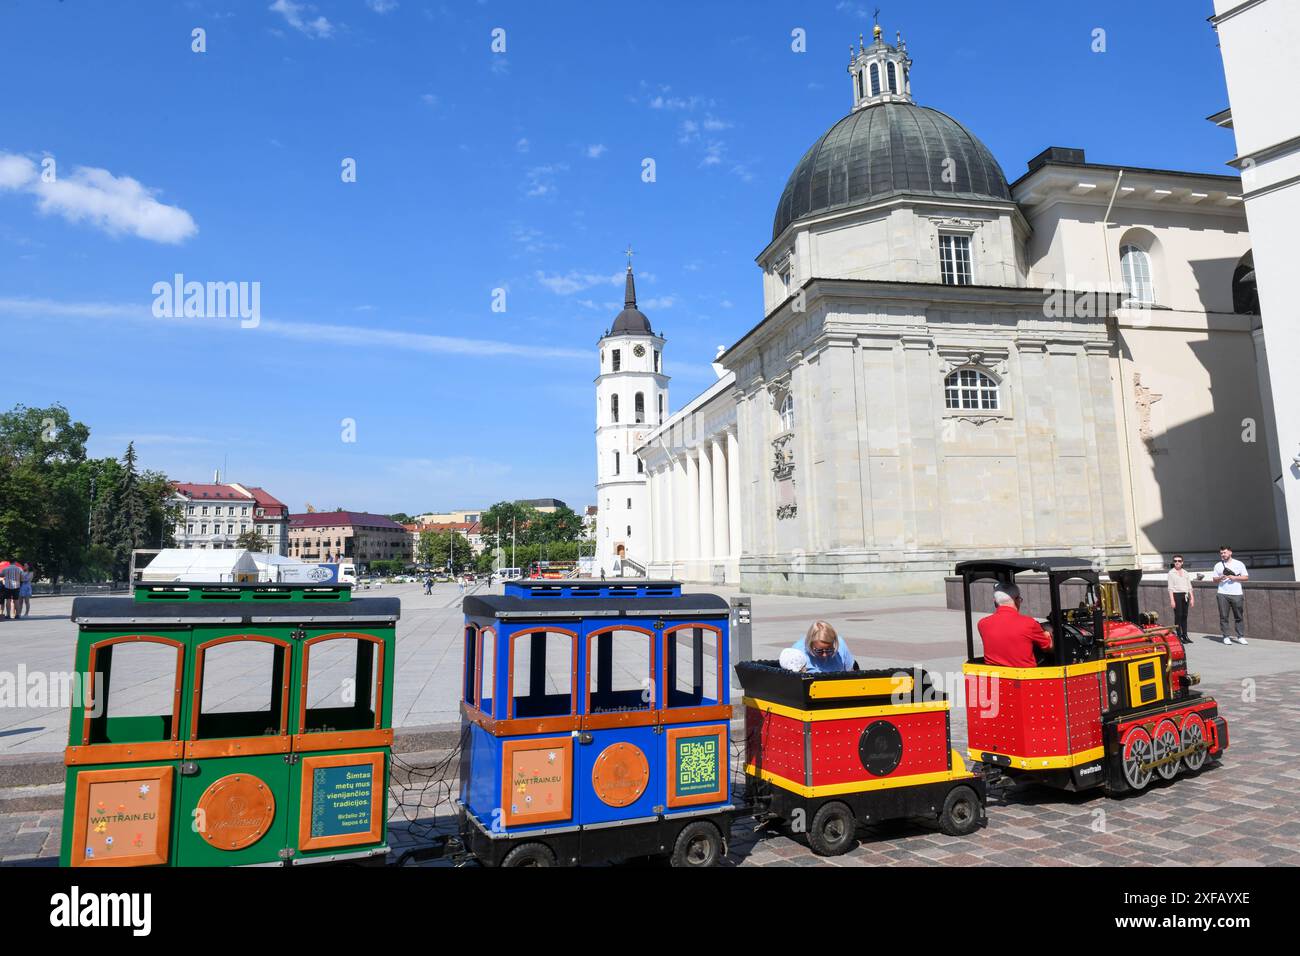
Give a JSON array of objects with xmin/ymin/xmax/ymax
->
[{"xmin": 0, "ymin": 0, "xmax": 1236, "ymax": 515}]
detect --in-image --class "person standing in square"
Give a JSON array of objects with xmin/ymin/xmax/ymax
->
[
  {"xmin": 1167, "ymin": 555, "xmax": 1194, "ymax": 645},
  {"xmin": 1212, "ymin": 546, "xmax": 1249, "ymax": 645}
]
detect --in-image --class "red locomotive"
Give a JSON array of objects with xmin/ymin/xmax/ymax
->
[{"xmin": 959, "ymin": 558, "xmax": 1228, "ymax": 794}]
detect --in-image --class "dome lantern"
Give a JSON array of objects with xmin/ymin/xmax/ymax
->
[{"xmin": 848, "ymin": 20, "xmax": 912, "ymax": 110}]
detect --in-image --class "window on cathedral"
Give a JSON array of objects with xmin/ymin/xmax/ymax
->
[
  {"xmin": 1120, "ymin": 245, "xmax": 1154, "ymax": 305},
  {"xmin": 654, "ymin": 350, "xmax": 660, "ymax": 372},
  {"xmin": 614, "ymin": 451, "xmax": 621, "ymax": 475},
  {"xmin": 658, "ymin": 394, "xmax": 664, "ymax": 424},
  {"xmin": 1233, "ymin": 258, "xmax": 1259, "ymax": 315},
  {"xmin": 627, "ymin": 498, "xmax": 632, "ymax": 509},
  {"xmin": 870, "ymin": 62, "xmax": 881, "ymax": 96},
  {"xmin": 939, "ymin": 235, "xmax": 972, "ymax": 285},
  {"xmin": 855, "ymin": 71, "xmax": 862, "ymax": 100},
  {"xmin": 887, "ymin": 62, "xmax": 898, "ymax": 93},
  {"xmin": 944, "ymin": 369, "xmax": 1000, "ymax": 411},
  {"xmin": 634, "ymin": 392, "xmax": 645, "ymax": 424},
  {"xmin": 611, "ymin": 394, "xmax": 619, "ymax": 423},
  {"xmin": 779, "ymin": 393, "xmax": 795, "ymax": 432},
  {"xmin": 636, "ymin": 459, "xmax": 643, "ymax": 474},
  {"xmin": 612, "ymin": 349, "xmax": 621, "ymax": 371}
]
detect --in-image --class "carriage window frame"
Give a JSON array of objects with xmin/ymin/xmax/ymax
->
[
  {"xmin": 584, "ymin": 625, "xmax": 658, "ymax": 719},
  {"xmin": 463, "ymin": 624, "xmax": 479, "ymax": 706},
  {"xmin": 662, "ymin": 623, "xmax": 725, "ymax": 710},
  {"xmin": 478, "ymin": 627, "xmax": 497, "ymax": 718},
  {"xmin": 80, "ymin": 635, "xmax": 186, "ymax": 749},
  {"xmin": 296, "ymin": 631, "xmax": 386, "ymax": 739},
  {"xmin": 506, "ymin": 627, "xmax": 579, "ymax": 720},
  {"xmin": 189, "ymin": 634, "xmax": 292, "ymax": 750}
]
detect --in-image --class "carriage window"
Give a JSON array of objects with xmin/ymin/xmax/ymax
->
[
  {"xmin": 666, "ymin": 627, "xmax": 720, "ymax": 708},
  {"xmin": 302, "ymin": 636, "xmax": 379, "ymax": 733},
  {"xmin": 463, "ymin": 625, "xmax": 478, "ymax": 705},
  {"xmin": 196, "ymin": 639, "xmax": 288, "ymax": 739},
  {"xmin": 588, "ymin": 629, "xmax": 654, "ymax": 713},
  {"xmin": 511, "ymin": 631, "xmax": 574, "ymax": 718},
  {"xmin": 85, "ymin": 639, "xmax": 182, "ymax": 745},
  {"xmin": 479, "ymin": 629, "xmax": 496, "ymax": 717}
]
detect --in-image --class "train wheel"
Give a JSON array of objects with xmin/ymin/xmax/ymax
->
[
  {"xmin": 501, "ymin": 842, "xmax": 556, "ymax": 867},
  {"xmin": 1181, "ymin": 713, "xmax": 1208, "ymax": 772},
  {"xmin": 808, "ymin": 801, "xmax": 857, "ymax": 856},
  {"xmin": 1120, "ymin": 726, "xmax": 1154, "ymax": 791},
  {"xmin": 670, "ymin": 821, "xmax": 723, "ymax": 868},
  {"xmin": 1153, "ymin": 719, "xmax": 1181, "ymax": 781},
  {"xmin": 939, "ymin": 785, "xmax": 982, "ymax": 837}
]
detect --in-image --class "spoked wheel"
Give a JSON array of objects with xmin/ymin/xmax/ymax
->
[
  {"xmin": 808, "ymin": 801, "xmax": 857, "ymax": 856},
  {"xmin": 1153, "ymin": 719, "xmax": 1181, "ymax": 781},
  {"xmin": 938, "ymin": 785, "xmax": 982, "ymax": 836},
  {"xmin": 1120, "ymin": 726, "xmax": 1154, "ymax": 791},
  {"xmin": 670, "ymin": 821, "xmax": 723, "ymax": 868},
  {"xmin": 1180, "ymin": 713, "xmax": 1208, "ymax": 772}
]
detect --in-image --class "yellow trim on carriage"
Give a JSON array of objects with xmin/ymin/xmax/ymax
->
[
  {"xmin": 807, "ymin": 675, "xmax": 914, "ymax": 700},
  {"xmin": 962, "ymin": 659, "xmax": 1108, "ymax": 681},
  {"xmin": 745, "ymin": 748, "xmax": 975, "ymax": 798},
  {"xmin": 742, "ymin": 696, "xmax": 949, "ymax": 723},
  {"xmin": 968, "ymin": 746, "xmax": 1106, "ymax": 770}
]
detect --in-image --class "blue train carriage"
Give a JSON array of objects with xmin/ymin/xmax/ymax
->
[
  {"xmin": 735, "ymin": 662, "xmax": 986, "ymax": 856},
  {"xmin": 456, "ymin": 580, "xmax": 735, "ymax": 867}
]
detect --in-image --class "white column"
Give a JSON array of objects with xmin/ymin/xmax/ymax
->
[
  {"xmin": 686, "ymin": 450, "xmax": 701, "ymax": 560},
  {"xmin": 658, "ymin": 466, "xmax": 672, "ymax": 565},
  {"xmin": 727, "ymin": 427, "xmax": 742, "ymax": 559},
  {"xmin": 711, "ymin": 436, "xmax": 728, "ymax": 558},
  {"xmin": 673, "ymin": 457, "xmax": 689, "ymax": 564},
  {"xmin": 697, "ymin": 444, "xmax": 714, "ymax": 560}
]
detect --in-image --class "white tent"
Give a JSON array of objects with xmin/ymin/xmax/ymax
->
[{"xmin": 138, "ymin": 548, "xmax": 261, "ymax": 583}]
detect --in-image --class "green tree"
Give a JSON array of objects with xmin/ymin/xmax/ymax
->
[
  {"xmin": 478, "ymin": 501, "xmax": 540, "ymax": 552},
  {"xmin": 0, "ymin": 403, "xmax": 92, "ymax": 583},
  {"xmin": 90, "ymin": 443, "xmax": 173, "ymax": 581},
  {"xmin": 531, "ymin": 505, "xmax": 585, "ymax": 544},
  {"xmin": 417, "ymin": 529, "xmax": 473, "ymax": 572},
  {"xmin": 388, "ymin": 512, "xmax": 413, "ymax": 525},
  {"xmin": 236, "ymin": 528, "xmax": 272, "ymax": 552}
]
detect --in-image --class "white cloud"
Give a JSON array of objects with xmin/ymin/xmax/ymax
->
[
  {"xmin": 366, "ymin": 0, "xmax": 398, "ymax": 12},
  {"xmin": 0, "ymin": 297, "xmax": 588, "ymax": 361},
  {"xmin": 515, "ymin": 137, "xmax": 530, "ymax": 153},
  {"xmin": 0, "ymin": 152, "xmax": 197, "ymax": 244},
  {"xmin": 640, "ymin": 295, "xmax": 675, "ymax": 310},
  {"xmin": 535, "ymin": 270, "xmax": 625, "ymax": 295},
  {"xmin": 269, "ymin": 0, "xmax": 333, "ymax": 38},
  {"xmin": 585, "ymin": 144, "xmax": 607, "ymax": 159},
  {"xmin": 420, "ymin": 92, "xmax": 439, "ymax": 107},
  {"xmin": 523, "ymin": 163, "xmax": 567, "ymax": 198}
]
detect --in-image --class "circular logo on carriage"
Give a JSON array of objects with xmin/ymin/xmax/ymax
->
[
  {"xmin": 858, "ymin": 720, "xmax": 904, "ymax": 777},
  {"xmin": 196, "ymin": 774, "xmax": 276, "ymax": 851},
  {"xmin": 591, "ymin": 742, "xmax": 650, "ymax": 808}
]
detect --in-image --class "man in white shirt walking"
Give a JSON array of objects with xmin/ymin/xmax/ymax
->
[{"xmin": 1212, "ymin": 545, "xmax": 1249, "ymax": 645}]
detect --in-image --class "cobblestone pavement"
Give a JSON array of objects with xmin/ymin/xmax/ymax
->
[{"xmin": 6, "ymin": 662, "xmax": 1297, "ymax": 868}]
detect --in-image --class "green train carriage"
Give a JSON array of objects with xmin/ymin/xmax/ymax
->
[{"xmin": 59, "ymin": 582, "xmax": 399, "ymax": 867}]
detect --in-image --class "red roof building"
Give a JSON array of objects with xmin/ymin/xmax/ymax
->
[
  {"xmin": 287, "ymin": 512, "xmax": 409, "ymax": 565},
  {"xmin": 170, "ymin": 480, "xmax": 289, "ymax": 554}
]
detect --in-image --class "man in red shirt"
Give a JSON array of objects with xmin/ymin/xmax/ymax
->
[{"xmin": 978, "ymin": 583, "xmax": 1053, "ymax": 667}]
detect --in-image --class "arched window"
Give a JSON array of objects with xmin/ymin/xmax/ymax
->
[
  {"xmin": 634, "ymin": 392, "xmax": 645, "ymax": 424},
  {"xmin": 1120, "ymin": 245, "xmax": 1154, "ymax": 305},
  {"xmin": 779, "ymin": 393, "xmax": 795, "ymax": 431},
  {"xmin": 610, "ymin": 394, "xmax": 619, "ymax": 423},
  {"xmin": 887, "ymin": 62, "xmax": 898, "ymax": 93},
  {"xmin": 869, "ymin": 63, "xmax": 881, "ymax": 96},
  {"xmin": 944, "ymin": 369, "xmax": 1000, "ymax": 410},
  {"xmin": 1232, "ymin": 254, "xmax": 1259, "ymax": 315},
  {"xmin": 658, "ymin": 394, "xmax": 664, "ymax": 425},
  {"xmin": 855, "ymin": 71, "xmax": 862, "ymax": 100}
]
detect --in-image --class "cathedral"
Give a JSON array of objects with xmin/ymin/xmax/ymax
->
[{"xmin": 601, "ymin": 24, "xmax": 1288, "ymax": 597}]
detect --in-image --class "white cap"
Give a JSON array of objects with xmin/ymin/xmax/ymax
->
[{"xmin": 779, "ymin": 648, "xmax": 809, "ymax": 672}]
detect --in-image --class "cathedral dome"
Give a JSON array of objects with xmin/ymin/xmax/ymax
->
[
  {"xmin": 771, "ymin": 28, "xmax": 1011, "ymax": 241},
  {"xmin": 771, "ymin": 102, "xmax": 1012, "ymax": 240}
]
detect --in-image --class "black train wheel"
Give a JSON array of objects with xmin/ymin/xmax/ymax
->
[
  {"xmin": 500, "ymin": 842, "xmax": 556, "ymax": 867},
  {"xmin": 670, "ymin": 821, "xmax": 723, "ymax": 867},
  {"xmin": 808, "ymin": 801, "xmax": 857, "ymax": 856},
  {"xmin": 938, "ymin": 785, "xmax": 982, "ymax": 836}
]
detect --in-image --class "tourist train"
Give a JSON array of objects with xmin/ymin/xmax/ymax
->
[{"xmin": 57, "ymin": 558, "xmax": 1228, "ymax": 867}]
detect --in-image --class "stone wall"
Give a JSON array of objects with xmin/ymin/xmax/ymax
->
[{"xmin": 944, "ymin": 573, "xmax": 1300, "ymax": 643}]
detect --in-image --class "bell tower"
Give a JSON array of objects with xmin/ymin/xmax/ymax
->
[{"xmin": 594, "ymin": 252, "xmax": 668, "ymax": 576}]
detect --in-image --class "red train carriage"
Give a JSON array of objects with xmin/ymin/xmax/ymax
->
[
  {"xmin": 959, "ymin": 559, "xmax": 1228, "ymax": 795},
  {"xmin": 736, "ymin": 663, "xmax": 985, "ymax": 855}
]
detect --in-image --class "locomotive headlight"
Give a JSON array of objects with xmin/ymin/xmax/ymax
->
[
  {"xmin": 1108, "ymin": 671, "xmax": 1117, "ymax": 685},
  {"xmin": 1109, "ymin": 690, "xmax": 1119, "ymax": 706}
]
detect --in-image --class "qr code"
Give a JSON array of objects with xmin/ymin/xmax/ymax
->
[{"xmin": 678, "ymin": 738, "xmax": 718, "ymax": 785}]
